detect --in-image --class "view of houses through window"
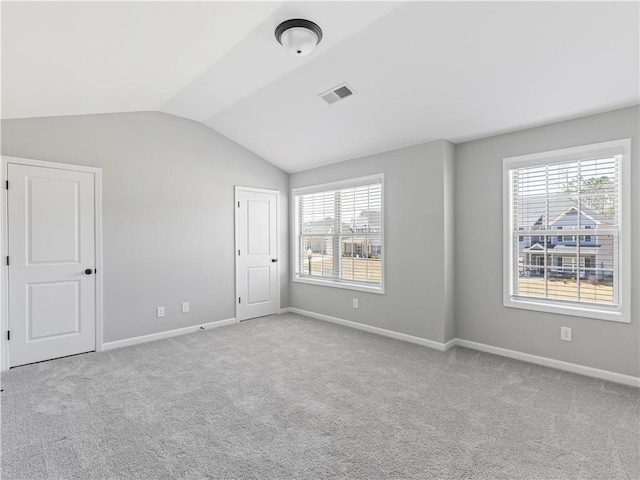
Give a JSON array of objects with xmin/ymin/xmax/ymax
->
[
  {"xmin": 294, "ymin": 176, "xmax": 383, "ymax": 290},
  {"xmin": 509, "ymin": 155, "xmax": 619, "ymax": 306}
]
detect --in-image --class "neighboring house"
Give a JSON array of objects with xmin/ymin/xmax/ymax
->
[
  {"xmin": 518, "ymin": 196, "xmax": 614, "ymax": 281},
  {"xmin": 342, "ymin": 210, "xmax": 382, "ymax": 258},
  {"xmin": 302, "ymin": 217, "xmax": 336, "ymax": 254},
  {"xmin": 302, "ymin": 211, "xmax": 382, "ymax": 258}
]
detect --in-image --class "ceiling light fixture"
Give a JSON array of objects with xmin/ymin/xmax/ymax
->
[{"xmin": 275, "ymin": 19, "xmax": 323, "ymax": 57}]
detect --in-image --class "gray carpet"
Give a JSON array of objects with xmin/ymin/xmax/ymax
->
[{"xmin": 1, "ymin": 313, "xmax": 638, "ymax": 479}]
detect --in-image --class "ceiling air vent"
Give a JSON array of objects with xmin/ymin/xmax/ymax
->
[{"xmin": 319, "ymin": 83, "xmax": 354, "ymax": 105}]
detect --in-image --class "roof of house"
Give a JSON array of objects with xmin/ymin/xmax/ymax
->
[
  {"xmin": 353, "ymin": 210, "xmax": 382, "ymax": 231},
  {"xmin": 516, "ymin": 195, "xmax": 614, "ymax": 229},
  {"xmin": 524, "ymin": 244, "xmax": 602, "ymax": 255},
  {"xmin": 303, "ymin": 217, "xmax": 335, "ymax": 234},
  {"xmin": 303, "ymin": 217, "xmax": 353, "ymax": 235}
]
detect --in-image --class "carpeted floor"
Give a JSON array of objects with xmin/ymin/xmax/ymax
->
[{"xmin": 1, "ymin": 313, "xmax": 638, "ymax": 479}]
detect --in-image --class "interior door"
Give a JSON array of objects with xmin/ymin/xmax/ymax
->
[
  {"xmin": 236, "ymin": 187, "xmax": 279, "ymax": 321},
  {"xmin": 7, "ymin": 163, "xmax": 96, "ymax": 367}
]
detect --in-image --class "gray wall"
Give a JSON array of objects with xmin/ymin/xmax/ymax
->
[
  {"xmin": 290, "ymin": 140, "xmax": 456, "ymax": 344},
  {"xmin": 455, "ymin": 106, "xmax": 639, "ymax": 377},
  {"xmin": 1, "ymin": 112, "xmax": 289, "ymax": 343},
  {"xmin": 3, "ymin": 107, "xmax": 636, "ymax": 377}
]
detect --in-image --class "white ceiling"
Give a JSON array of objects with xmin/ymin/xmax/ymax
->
[{"xmin": 2, "ymin": 1, "xmax": 639, "ymax": 173}]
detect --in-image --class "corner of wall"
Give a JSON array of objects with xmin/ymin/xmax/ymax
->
[{"xmin": 442, "ymin": 140, "xmax": 456, "ymax": 342}]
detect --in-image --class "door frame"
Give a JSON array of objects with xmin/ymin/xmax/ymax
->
[
  {"xmin": 1, "ymin": 156, "xmax": 104, "ymax": 371},
  {"xmin": 234, "ymin": 186, "xmax": 280, "ymax": 322}
]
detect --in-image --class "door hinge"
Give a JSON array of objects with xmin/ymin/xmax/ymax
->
[
  {"xmin": 237, "ymin": 201, "xmax": 240, "ymax": 208},
  {"xmin": 5, "ymin": 256, "xmax": 8, "ymax": 266},
  {"xmin": 5, "ymin": 180, "xmax": 8, "ymax": 190},
  {"xmin": 238, "ymin": 249, "xmax": 240, "ymax": 256},
  {"xmin": 7, "ymin": 331, "xmax": 10, "ymax": 341},
  {"xmin": 238, "ymin": 297, "xmax": 241, "ymax": 304}
]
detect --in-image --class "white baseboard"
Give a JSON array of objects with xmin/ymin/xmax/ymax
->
[
  {"xmin": 443, "ymin": 338, "xmax": 457, "ymax": 351},
  {"xmin": 453, "ymin": 338, "xmax": 640, "ymax": 387},
  {"xmin": 286, "ymin": 307, "xmax": 452, "ymax": 352},
  {"xmin": 102, "ymin": 318, "xmax": 237, "ymax": 351},
  {"xmin": 282, "ymin": 308, "xmax": 639, "ymax": 388}
]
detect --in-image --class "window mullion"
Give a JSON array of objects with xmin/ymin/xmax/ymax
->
[
  {"xmin": 334, "ymin": 191, "xmax": 341, "ymax": 279},
  {"xmin": 613, "ymin": 232, "xmax": 619, "ymax": 305},
  {"xmin": 298, "ymin": 196, "xmax": 303, "ymax": 274}
]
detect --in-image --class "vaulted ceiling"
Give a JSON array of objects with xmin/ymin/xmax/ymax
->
[{"xmin": 2, "ymin": 1, "xmax": 638, "ymax": 173}]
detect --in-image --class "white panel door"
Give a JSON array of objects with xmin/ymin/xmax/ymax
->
[
  {"xmin": 236, "ymin": 187, "xmax": 279, "ymax": 321},
  {"xmin": 8, "ymin": 163, "xmax": 96, "ymax": 367}
]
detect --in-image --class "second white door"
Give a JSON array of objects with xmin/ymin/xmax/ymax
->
[
  {"xmin": 235, "ymin": 187, "xmax": 279, "ymax": 321},
  {"xmin": 7, "ymin": 162, "xmax": 97, "ymax": 367}
]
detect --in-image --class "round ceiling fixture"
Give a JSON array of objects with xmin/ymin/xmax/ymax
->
[{"xmin": 275, "ymin": 19, "xmax": 323, "ymax": 56}]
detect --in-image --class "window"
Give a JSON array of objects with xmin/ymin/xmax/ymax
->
[
  {"xmin": 503, "ymin": 139, "xmax": 630, "ymax": 322},
  {"xmin": 292, "ymin": 174, "xmax": 384, "ymax": 293}
]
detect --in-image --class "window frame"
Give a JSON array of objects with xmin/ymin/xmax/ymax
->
[
  {"xmin": 291, "ymin": 174, "xmax": 385, "ymax": 294},
  {"xmin": 502, "ymin": 139, "xmax": 631, "ymax": 323}
]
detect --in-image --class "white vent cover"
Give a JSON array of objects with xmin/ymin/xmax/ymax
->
[{"xmin": 319, "ymin": 83, "xmax": 354, "ymax": 105}]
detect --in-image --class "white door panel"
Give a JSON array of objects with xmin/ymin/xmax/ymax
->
[
  {"xmin": 247, "ymin": 199, "xmax": 270, "ymax": 254},
  {"xmin": 28, "ymin": 176, "xmax": 80, "ymax": 263},
  {"xmin": 28, "ymin": 281, "xmax": 80, "ymax": 340},
  {"xmin": 8, "ymin": 163, "xmax": 96, "ymax": 367},
  {"xmin": 247, "ymin": 267, "xmax": 271, "ymax": 304},
  {"xmin": 236, "ymin": 188, "xmax": 278, "ymax": 321}
]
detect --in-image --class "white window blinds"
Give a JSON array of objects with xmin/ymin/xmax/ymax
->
[
  {"xmin": 293, "ymin": 175, "xmax": 383, "ymax": 291},
  {"xmin": 508, "ymin": 154, "xmax": 620, "ymax": 307}
]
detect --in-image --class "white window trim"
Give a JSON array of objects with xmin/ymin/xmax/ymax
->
[
  {"xmin": 291, "ymin": 174, "xmax": 385, "ymax": 294},
  {"xmin": 502, "ymin": 139, "xmax": 631, "ymax": 323}
]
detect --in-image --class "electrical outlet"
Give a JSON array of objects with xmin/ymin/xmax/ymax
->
[
  {"xmin": 157, "ymin": 306, "xmax": 165, "ymax": 318},
  {"xmin": 560, "ymin": 326, "xmax": 572, "ymax": 342},
  {"xmin": 182, "ymin": 302, "xmax": 190, "ymax": 313},
  {"xmin": 353, "ymin": 298, "xmax": 359, "ymax": 309}
]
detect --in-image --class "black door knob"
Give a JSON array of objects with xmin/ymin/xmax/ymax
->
[
  {"xmin": 85, "ymin": 269, "xmax": 93, "ymax": 275},
  {"xmin": 271, "ymin": 259, "xmax": 278, "ymax": 263}
]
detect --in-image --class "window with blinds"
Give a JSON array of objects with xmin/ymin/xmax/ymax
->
[
  {"xmin": 503, "ymin": 139, "xmax": 630, "ymax": 323},
  {"xmin": 292, "ymin": 174, "xmax": 384, "ymax": 293}
]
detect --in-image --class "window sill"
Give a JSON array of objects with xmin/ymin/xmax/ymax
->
[
  {"xmin": 504, "ymin": 296, "xmax": 629, "ymax": 323},
  {"xmin": 293, "ymin": 276, "xmax": 385, "ymax": 294}
]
